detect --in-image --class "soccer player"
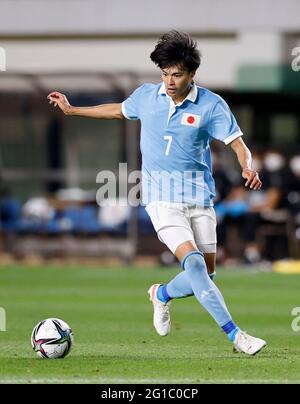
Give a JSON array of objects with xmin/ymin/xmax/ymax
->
[{"xmin": 47, "ymin": 31, "xmax": 266, "ymax": 356}]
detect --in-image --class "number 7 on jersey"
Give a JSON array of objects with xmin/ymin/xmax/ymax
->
[{"xmin": 164, "ymin": 135, "xmax": 173, "ymax": 156}]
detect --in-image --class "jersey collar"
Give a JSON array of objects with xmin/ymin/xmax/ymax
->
[{"xmin": 158, "ymin": 82, "xmax": 198, "ymax": 104}]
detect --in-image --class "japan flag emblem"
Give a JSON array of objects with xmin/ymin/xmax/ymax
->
[{"xmin": 181, "ymin": 113, "xmax": 201, "ymax": 128}]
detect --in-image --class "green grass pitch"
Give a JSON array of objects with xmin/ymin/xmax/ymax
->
[{"xmin": 0, "ymin": 263, "xmax": 300, "ymax": 384}]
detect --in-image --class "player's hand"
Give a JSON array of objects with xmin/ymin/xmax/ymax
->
[
  {"xmin": 47, "ymin": 91, "xmax": 72, "ymax": 115},
  {"xmin": 242, "ymin": 168, "xmax": 262, "ymax": 190}
]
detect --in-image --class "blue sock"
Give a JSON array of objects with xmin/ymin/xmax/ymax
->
[
  {"xmin": 182, "ymin": 251, "xmax": 233, "ymax": 328},
  {"xmin": 165, "ymin": 271, "xmax": 193, "ymax": 298},
  {"xmin": 165, "ymin": 270, "xmax": 216, "ymax": 300},
  {"xmin": 157, "ymin": 285, "xmax": 171, "ymax": 303},
  {"xmin": 222, "ymin": 320, "xmax": 240, "ymax": 342}
]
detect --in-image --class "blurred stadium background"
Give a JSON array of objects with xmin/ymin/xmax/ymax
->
[{"xmin": 0, "ymin": 0, "xmax": 300, "ymax": 269}]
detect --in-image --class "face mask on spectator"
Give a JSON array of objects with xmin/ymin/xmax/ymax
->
[
  {"xmin": 289, "ymin": 156, "xmax": 300, "ymax": 176},
  {"xmin": 263, "ymin": 153, "xmax": 284, "ymax": 172}
]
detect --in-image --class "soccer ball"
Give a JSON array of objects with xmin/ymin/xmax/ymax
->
[{"xmin": 31, "ymin": 318, "xmax": 73, "ymax": 359}]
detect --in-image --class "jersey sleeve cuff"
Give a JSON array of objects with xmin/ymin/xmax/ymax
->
[
  {"xmin": 121, "ymin": 101, "xmax": 130, "ymax": 119},
  {"xmin": 224, "ymin": 130, "xmax": 243, "ymax": 145}
]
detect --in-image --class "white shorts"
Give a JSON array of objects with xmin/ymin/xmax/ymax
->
[{"xmin": 145, "ymin": 201, "xmax": 217, "ymax": 255}]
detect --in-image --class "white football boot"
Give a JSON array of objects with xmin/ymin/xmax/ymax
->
[
  {"xmin": 148, "ymin": 284, "xmax": 171, "ymax": 336},
  {"xmin": 233, "ymin": 330, "xmax": 267, "ymax": 356}
]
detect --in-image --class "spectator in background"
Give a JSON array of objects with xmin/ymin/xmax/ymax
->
[
  {"xmin": 286, "ymin": 154, "xmax": 300, "ymax": 216},
  {"xmin": 247, "ymin": 150, "xmax": 286, "ymax": 214},
  {"xmin": 285, "ymin": 155, "xmax": 300, "ymax": 250},
  {"xmin": 243, "ymin": 150, "xmax": 287, "ymax": 263},
  {"xmin": 216, "ymin": 150, "xmax": 288, "ymax": 264}
]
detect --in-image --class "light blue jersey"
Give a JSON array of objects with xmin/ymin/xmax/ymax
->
[{"xmin": 122, "ymin": 83, "xmax": 242, "ymax": 207}]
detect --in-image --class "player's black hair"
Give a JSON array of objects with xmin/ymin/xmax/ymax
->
[{"xmin": 150, "ymin": 31, "xmax": 201, "ymax": 72}]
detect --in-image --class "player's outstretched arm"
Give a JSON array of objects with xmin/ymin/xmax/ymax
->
[
  {"xmin": 230, "ymin": 136, "xmax": 262, "ymax": 190},
  {"xmin": 47, "ymin": 91, "xmax": 123, "ymax": 120}
]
